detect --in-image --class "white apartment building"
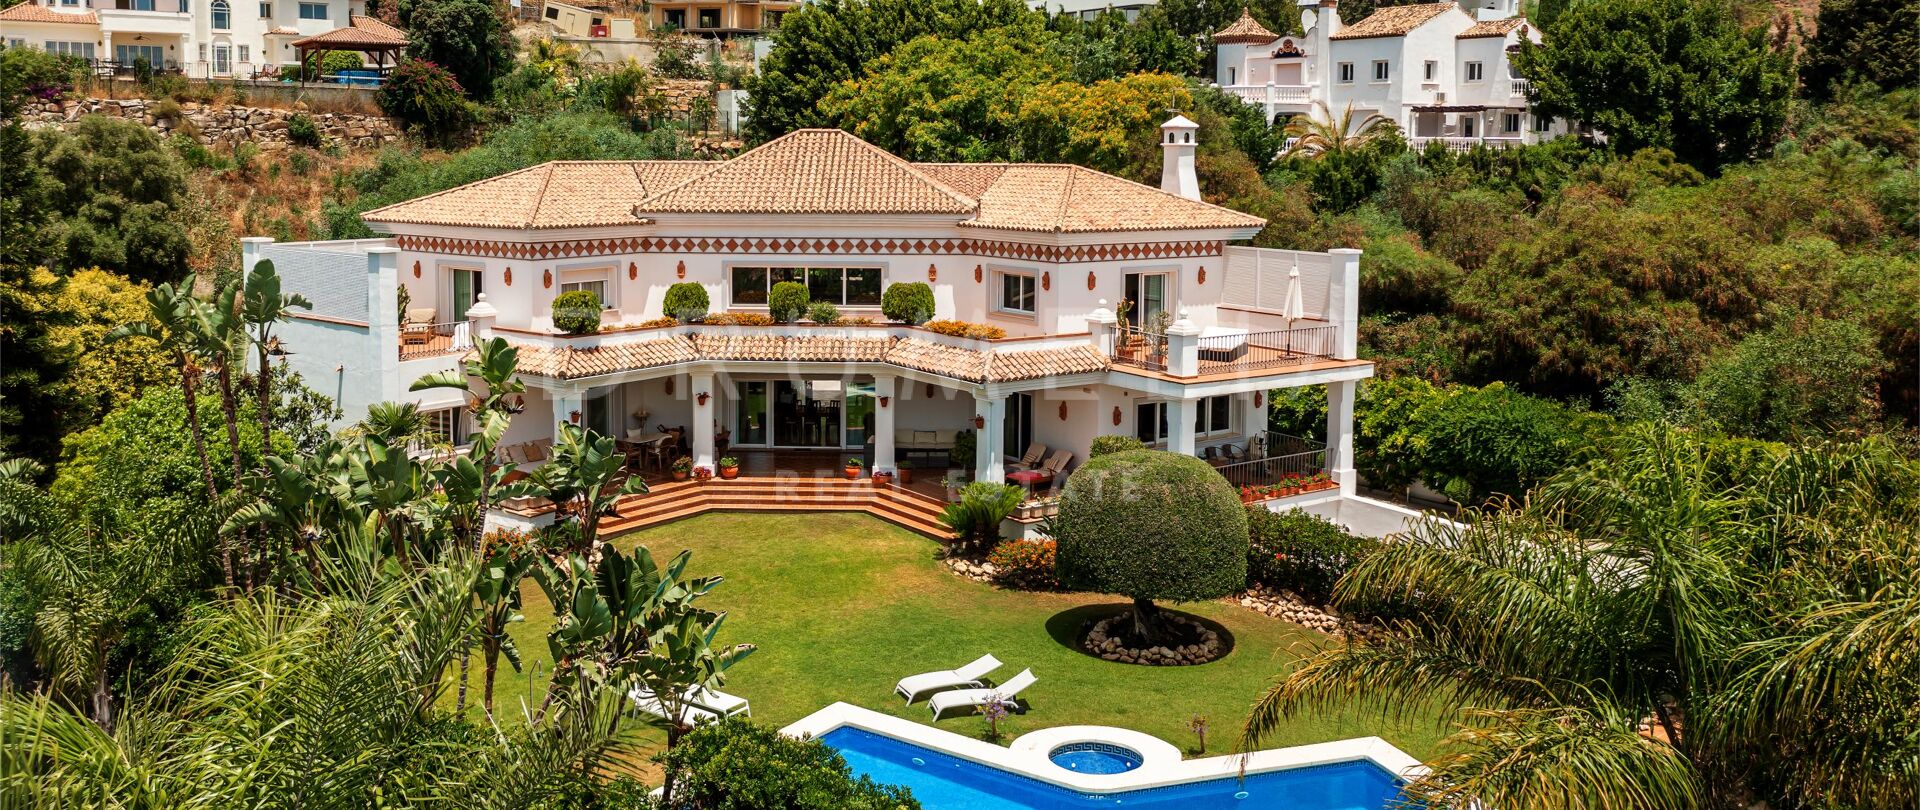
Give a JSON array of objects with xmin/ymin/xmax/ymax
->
[
  {"xmin": 1, "ymin": 0, "xmax": 367, "ymax": 79},
  {"xmin": 1214, "ymin": 0, "xmax": 1574, "ymax": 149}
]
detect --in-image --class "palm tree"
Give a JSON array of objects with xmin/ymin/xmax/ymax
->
[
  {"xmin": 529, "ymin": 36, "xmax": 593, "ymax": 86},
  {"xmin": 1278, "ymin": 101, "xmax": 1397, "ymax": 159},
  {"xmin": 472, "ymin": 542, "xmax": 535, "ymax": 721},
  {"xmin": 1239, "ymin": 426, "xmax": 1920, "ymax": 809},
  {"xmin": 195, "ymin": 281, "xmax": 252, "ymax": 487},
  {"xmin": 238, "ymin": 259, "xmax": 312, "ymax": 452},
  {"xmin": 108, "ymin": 280, "xmax": 219, "ymax": 504}
]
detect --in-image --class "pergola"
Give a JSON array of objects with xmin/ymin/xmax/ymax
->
[{"xmin": 290, "ymin": 14, "xmax": 408, "ymax": 81}]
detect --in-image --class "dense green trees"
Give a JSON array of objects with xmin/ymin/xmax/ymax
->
[
  {"xmin": 396, "ymin": 0, "xmax": 515, "ymax": 100},
  {"xmin": 28, "ymin": 116, "xmax": 191, "ymax": 282},
  {"xmin": 659, "ymin": 720, "xmax": 922, "ymax": 809},
  {"xmin": 1801, "ymin": 0, "xmax": 1920, "ymax": 101},
  {"xmin": 1244, "ymin": 426, "xmax": 1920, "ymax": 809},
  {"xmin": 1515, "ymin": 0, "xmax": 1795, "ymax": 172}
]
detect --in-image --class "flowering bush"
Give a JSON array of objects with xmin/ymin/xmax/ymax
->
[
  {"xmin": 988, "ymin": 539, "xmax": 1058, "ymax": 591},
  {"xmin": 922, "ymin": 319, "xmax": 1007, "ymax": 340},
  {"xmin": 1245, "ymin": 507, "xmax": 1376, "ymax": 605},
  {"xmin": 377, "ymin": 60, "xmax": 474, "ymax": 146},
  {"xmin": 703, "ymin": 311, "xmax": 776, "ymax": 326},
  {"xmin": 1237, "ymin": 471, "xmax": 1335, "ymax": 502}
]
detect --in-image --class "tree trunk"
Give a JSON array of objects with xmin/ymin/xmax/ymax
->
[
  {"xmin": 178, "ymin": 361, "xmax": 230, "ymax": 589},
  {"xmin": 90, "ymin": 651, "xmax": 114, "ymax": 732},
  {"xmin": 254, "ymin": 346, "xmax": 274, "ymax": 453},
  {"xmin": 482, "ymin": 642, "xmax": 501, "ymax": 721},
  {"xmin": 456, "ymin": 647, "xmax": 470, "ymax": 715},
  {"xmin": 1129, "ymin": 597, "xmax": 1166, "ymax": 646},
  {"xmin": 216, "ymin": 364, "xmax": 252, "ymax": 591}
]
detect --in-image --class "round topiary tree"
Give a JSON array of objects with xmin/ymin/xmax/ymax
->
[
  {"xmin": 881, "ymin": 282, "xmax": 935, "ymax": 325},
  {"xmin": 768, "ymin": 281, "xmax": 809, "ymax": 323},
  {"xmin": 1089, "ymin": 435, "xmax": 1147, "ymax": 457},
  {"xmin": 551, "ymin": 289, "xmax": 602, "ymax": 335},
  {"xmin": 1054, "ymin": 449, "xmax": 1248, "ymax": 646},
  {"xmin": 662, "ymin": 282, "xmax": 710, "ymax": 322}
]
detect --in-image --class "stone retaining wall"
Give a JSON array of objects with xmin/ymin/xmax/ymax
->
[{"xmin": 22, "ymin": 98, "xmax": 399, "ymax": 150}]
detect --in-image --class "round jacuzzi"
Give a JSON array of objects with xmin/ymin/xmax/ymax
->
[{"xmin": 1047, "ymin": 742, "xmax": 1144, "ymax": 774}]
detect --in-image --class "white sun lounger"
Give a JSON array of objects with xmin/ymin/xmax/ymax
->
[
  {"xmin": 928, "ymin": 668, "xmax": 1036, "ymax": 719},
  {"xmin": 894, "ymin": 654, "xmax": 1003, "ymax": 703},
  {"xmin": 629, "ymin": 685, "xmax": 751, "ymax": 725}
]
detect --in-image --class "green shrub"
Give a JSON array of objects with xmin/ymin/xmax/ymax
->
[
  {"xmin": 1245, "ymin": 507, "xmax": 1377, "ymax": 605},
  {"xmin": 988, "ymin": 539, "xmax": 1058, "ymax": 590},
  {"xmin": 1413, "ymin": 383, "xmax": 1596, "ymax": 504},
  {"xmin": 807, "ymin": 300, "xmax": 841, "ymax": 324},
  {"xmin": 550, "ymin": 290, "xmax": 602, "ymax": 335},
  {"xmin": 286, "ymin": 113, "xmax": 320, "ymax": 147},
  {"xmin": 949, "ymin": 428, "xmax": 976, "ymax": 471},
  {"xmin": 768, "ymin": 280, "xmax": 809, "ymax": 323},
  {"xmin": 377, "ymin": 59, "xmax": 474, "ymax": 147},
  {"xmin": 881, "ymin": 282, "xmax": 936, "ymax": 324},
  {"xmin": 1054, "ymin": 450, "xmax": 1248, "ymax": 643},
  {"xmin": 656, "ymin": 719, "xmax": 922, "ymax": 810},
  {"xmin": 939, "ymin": 481, "xmax": 1023, "ymax": 554},
  {"xmin": 1089, "ymin": 435, "xmax": 1147, "ymax": 457},
  {"xmin": 662, "ymin": 281, "xmax": 710, "ymax": 322}
]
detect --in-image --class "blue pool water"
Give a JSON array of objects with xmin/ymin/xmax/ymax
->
[
  {"xmin": 822, "ymin": 727, "xmax": 1410, "ymax": 810},
  {"xmin": 1049, "ymin": 742, "xmax": 1143, "ymax": 774}
]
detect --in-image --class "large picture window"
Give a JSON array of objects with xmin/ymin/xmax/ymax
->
[
  {"xmin": 1195, "ymin": 395, "xmax": 1232, "ymax": 435},
  {"xmin": 730, "ymin": 266, "xmax": 880, "ymax": 307}
]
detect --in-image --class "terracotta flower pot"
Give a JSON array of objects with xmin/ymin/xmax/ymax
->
[
  {"xmin": 844, "ymin": 466, "xmax": 860, "ymax": 480},
  {"xmin": 898, "ymin": 468, "xmax": 914, "ymax": 485},
  {"xmin": 871, "ymin": 472, "xmax": 894, "ymax": 486},
  {"xmin": 672, "ymin": 470, "xmax": 689, "ymax": 481},
  {"xmin": 719, "ymin": 466, "xmax": 739, "ymax": 480}
]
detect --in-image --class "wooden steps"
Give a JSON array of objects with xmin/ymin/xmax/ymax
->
[{"xmin": 598, "ymin": 476, "xmax": 953, "ymax": 539}]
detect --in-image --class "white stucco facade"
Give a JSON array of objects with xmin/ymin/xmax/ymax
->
[{"xmin": 1, "ymin": 0, "xmax": 364, "ymax": 77}]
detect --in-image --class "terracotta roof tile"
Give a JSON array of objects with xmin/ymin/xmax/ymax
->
[
  {"xmin": 364, "ymin": 132, "xmax": 1266, "ymax": 234},
  {"xmin": 636, "ymin": 129, "xmax": 978, "ymax": 216},
  {"xmin": 950, "ymin": 164, "xmax": 1266, "ymax": 233},
  {"xmin": 986, "ymin": 344, "xmax": 1109, "ymax": 381},
  {"xmin": 1458, "ymin": 17, "xmax": 1529, "ymax": 38},
  {"xmin": 884, "ymin": 338, "xmax": 990, "ymax": 381},
  {"xmin": 1213, "ymin": 8, "xmax": 1279, "ymax": 44},
  {"xmin": 690, "ymin": 333, "xmax": 893, "ymax": 363},
  {"xmin": 495, "ymin": 338, "xmax": 697, "ymax": 380},
  {"xmin": 0, "ymin": 2, "xmax": 97, "ymax": 24},
  {"xmin": 292, "ymin": 15, "xmax": 408, "ymax": 48},
  {"xmin": 1330, "ymin": 2, "xmax": 1458, "ymax": 40},
  {"xmin": 362, "ymin": 160, "xmax": 713, "ymax": 228}
]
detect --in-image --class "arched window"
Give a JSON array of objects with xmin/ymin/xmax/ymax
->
[{"xmin": 212, "ymin": 0, "xmax": 230, "ymax": 29}]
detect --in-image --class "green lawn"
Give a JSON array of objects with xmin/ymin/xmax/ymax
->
[{"xmin": 463, "ymin": 512, "xmax": 1447, "ymax": 766}]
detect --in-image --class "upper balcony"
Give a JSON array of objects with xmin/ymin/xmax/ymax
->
[{"xmin": 94, "ymin": 0, "xmax": 192, "ymax": 34}]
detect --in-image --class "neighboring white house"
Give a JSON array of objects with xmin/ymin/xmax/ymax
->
[
  {"xmin": 1029, "ymin": 0, "xmax": 1156, "ymax": 23},
  {"xmin": 1, "ymin": 0, "xmax": 367, "ymax": 79},
  {"xmin": 254, "ymin": 117, "xmax": 1429, "ymax": 536},
  {"xmin": 1214, "ymin": 0, "xmax": 1574, "ymax": 149}
]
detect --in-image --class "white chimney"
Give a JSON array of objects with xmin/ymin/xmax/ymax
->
[
  {"xmin": 1159, "ymin": 113, "xmax": 1200, "ymax": 201},
  {"xmin": 1315, "ymin": 0, "xmax": 1341, "ymax": 38},
  {"xmin": 1468, "ymin": 0, "xmax": 1515, "ymax": 20}
]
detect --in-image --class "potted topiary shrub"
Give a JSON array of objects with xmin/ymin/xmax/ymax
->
[
  {"xmin": 718, "ymin": 456, "xmax": 739, "ymax": 479},
  {"xmin": 881, "ymin": 282, "xmax": 936, "ymax": 325},
  {"xmin": 769, "ymin": 281, "xmax": 809, "ymax": 324},
  {"xmin": 843, "ymin": 457, "xmax": 863, "ymax": 480},
  {"xmin": 896, "ymin": 458, "xmax": 914, "ymax": 485},
  {"xmin": 663, "ymin": 281, "xmax": 710, "ymax": 323},
  {"xmin": 950, "ymin": 429, "xmax": 976, "ymax": 479},
  {"xmin": 671, "ymin": 456, "xmax": 692, "ymax": 481},
  {"xmin": 551, "ymin": 290, "xmax": 603, "ymax": 335}
]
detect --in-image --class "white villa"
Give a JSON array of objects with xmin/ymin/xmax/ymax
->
[
  {"xmin": 260, "ymin": 116, "xmax": 1424, "ymax": 537},
  {"xmin": 1213, "ymin": 0, "xmax": 1575, "ymax": 149},
  {"xmin": 0, "ymin": 0, "xmax": 387, "ymax": 79}
]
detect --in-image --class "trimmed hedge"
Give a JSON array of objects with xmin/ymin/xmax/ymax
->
[
  {"xmin": 657, "ymin": 719, "xmax": 922, "ymax": 810},
  {"xmin": 550, "ymin": 289, "xmax": 602, "ymax": 335},
  {"xmin": 923, "ymin": 319, "xmax": 1007, "ymax": 339},
  {"xmin": 1054, "ymin": 450, "xmax": 1248, "ymax": 604},
  {"xmin": 1089, "ymin": 435, "xmax": 1147, "ymax": 457},
  {"xmin": 662, "ymin": 282, "xmax": 710, "ymax": 322},
  {"xmin": 1245, "ymin": 507, "xmax": 1377, "ymax": 605},
  {"xmin": 882, "ymin": 282, "xmax": 936, "ymax": 325},
  {"xmin": 769, "ymin": 281, "xmax": 809, "ymax": 323}
]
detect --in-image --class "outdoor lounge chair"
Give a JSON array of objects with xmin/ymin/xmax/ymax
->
[
  {"xmin": 400, "ymin": 308, "xmax": 438, "ymax": 346},
  {"xmin": 928, "ymin": 668, "xmax": 1036, "ymax": 719},
  {"xmin": 1007, "ymin": 442, "xmax": 1048, "ymax": 472},
  {"xmin": 628, "ymin": 685, "xmax": 750, "ymax": 726},
  {"xmin": 893, "ymin": 654, "xmax": 1002, "ymax": 703}
]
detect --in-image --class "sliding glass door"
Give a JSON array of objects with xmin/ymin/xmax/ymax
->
[{"xmin": 1124, "ymin": 272, "xmax": 1169, "ymax": 329}]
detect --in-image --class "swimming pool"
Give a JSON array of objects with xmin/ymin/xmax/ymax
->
[{"xmin": 822, "ymin": 726, "xmax": 1412, "ymax": 810}]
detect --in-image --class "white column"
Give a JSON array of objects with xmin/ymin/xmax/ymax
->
[
  {"xmin": 690, "ymin": 372, "xmax": 716, "ymax": 470},
  {"xmin": 1241, "ymin": 390, "xmax": 1269, "ymax": 442},
  {"xmin": 1165, "ymin": 312, "xmax": 1202, "ymax": 377},
  {"xmin": 1328, "ymin": 248, "xmax": 1361, "ymax": 361},
  {"xmin": 366, "ymin": 245, "xmax": 401, "ymax": 402},
  {"xmin": 1327, "ymin": 380, "xmax": 1357, "ymax": 496},
  {"xmin": 1086, "ymin": 302, "xmax": 1118, "ymax": 356},
  {"xmin": 553, "ymin": 389, "xmax": 583, "ymax": 443},
  {"xmin": 1167, "ymin": 397, "xmax": 1197, "ymax": 457},
  {"xmin": 241, "ymin": 236, "xmax": 273, "ymax": 273},
  {"xmin": 974, "ymin": 394, "xmax": 1006, "ymax": 484},
  {"xmin": 873, "ymin": 375, "xmax": 897, "ymax": 474}
]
